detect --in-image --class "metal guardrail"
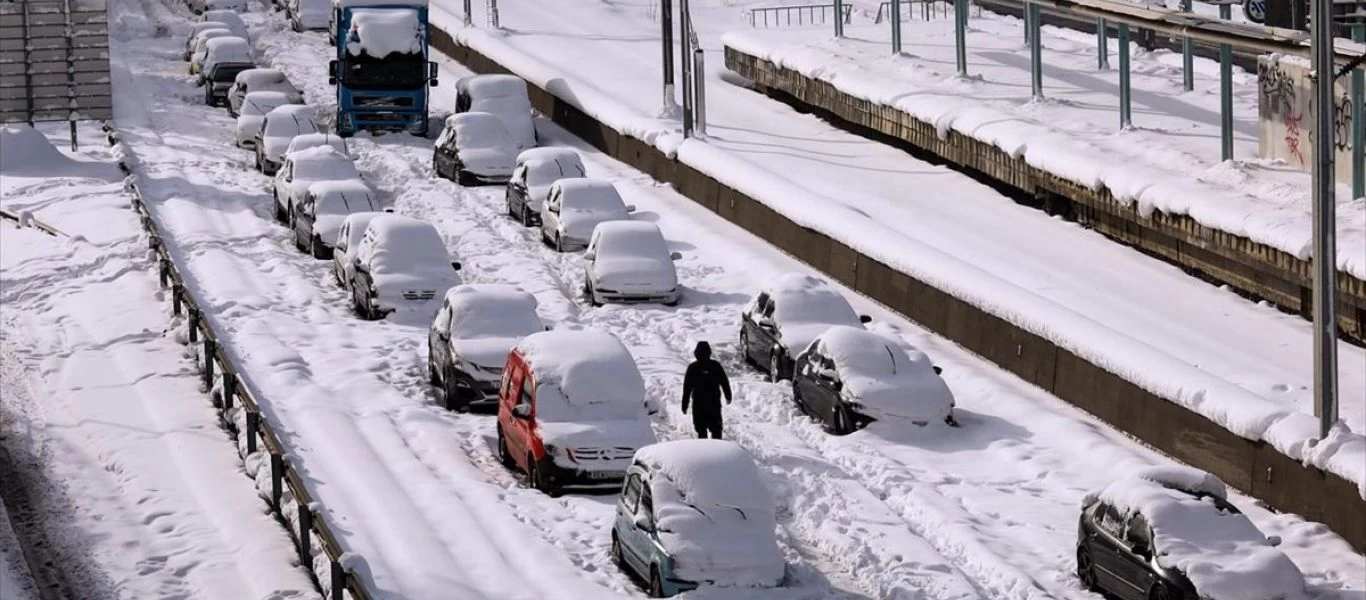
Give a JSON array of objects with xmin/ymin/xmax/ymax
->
[
  {"xmin": 748, "ymin": 2, "xmax": 853, "ymax": 27},
  {"xmin": 875, "ymin": 0, "xmax": 960, "ymax": 21},
  {"xmin": 102, "ymin": 123, "xmax": 372, "ymax": 600},
  {"xmin": 0, "ymin": 209, "xmax": 66, "ymax": 237}
]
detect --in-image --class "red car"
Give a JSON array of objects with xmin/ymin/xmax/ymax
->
[{"xmin": 496, "ymin": 330, "xmax": 657, "ymax": 496}]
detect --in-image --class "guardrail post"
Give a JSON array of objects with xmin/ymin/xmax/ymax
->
[
  {"xmin": 1097, "ymin": 18, "xmax": 1109, "ymax": 70},
  {"xmin": 955, "ymin": 0, "xmax": 968, "ymax": 75},
  {"xmin": 1028, "ymin": 3, "xmax": 1043, "ymax": 99},
  {"xmin": 1180, "ymin": 0, "xmax": 1194, "ymax": 91},
  {"xmin": 158, "ymin": 258, "xmax": 170, "ymax": 287},
  {"xmin": 694, "ymin": 48, "xmax": 707, "ymax": 136},
  {"xmin": 834, "ymin": 0, "xmax": 844, "ymax": 37},
  {"xmin": 245, "ymin": 410, "xmax": 258, "ymax": 454},
  {"xmin": 270, "ymin": 452, "xmax": 284, "ymax": 509},
  {"xmin": 187, "ymin": 309, "xmax": 199, "ymax": 344},
  {"xmin": 891, "ymin": 0, "xmax": 902, "ymax": 53},
  {"xmin": 202, "ymin": 339, "xmax": 216, "ymax": 390},
  {"xmin": 1219, "ymin": 4, "xmax": 1233, "ymax": 161},
  {"xmin": 221, "ymin": 371, "xmax": 236, "ymax": 409},
  {"xmin": 1118, "ymin": 23, "xmax": 1132, "ymax": 128},
  {"xmin": 462, "ymin": 0, "xmax": 471, "ymax": 26},
  {"xmin": 1353, "ymin": 25, "xmax": 1364, "ymax": 199},
  {"xmin": 298, "ymin": 502, "xmax": 313, "ymax": 566},
  {"xmin": 171, "ymin": 284, "xmax": 183, "ymax": 316},
  {"xmin": 329, "ymin": 560, "xmax": 345, "ymax": 600}
]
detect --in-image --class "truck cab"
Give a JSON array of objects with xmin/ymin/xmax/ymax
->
[{"xmin": 328, "ymin": 0, "xmax": 436, "ymax": 137}]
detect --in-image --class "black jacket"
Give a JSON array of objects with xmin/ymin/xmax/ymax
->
[{"xmin": 682, "ymin": 342, "xmax": 731, "ymax": 414}]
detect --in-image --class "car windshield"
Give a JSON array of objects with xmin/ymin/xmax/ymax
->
[
  {"xmin": 527, "ymin": 159, "xmax": 584, "ymax": 187},
  {"xmin": 316, "ymin": 190, "xmax": 376, "ymax": 215},
  {"xmin": 243, "ymin": 95, "xmax": 289, "ymax": 117},
  {"xmin": 564, "ymin": 188, "xmax": 623, "ymax": 213},
  {"xmin": 264, "ymin": 111, "xmax": 318, "ymax": 137},
  {"xmin": 449, "ymin": 301, "xmax": 541, "ymax": 339},
  {"xmin": 455, "ymin": 119, "xmax": 512, "ymax": 150},
  {"xmin": 340, "ymin": 51, "xmax": 426, "ymax": 90},
  {"xmin": 294, "ymin": 157, "xmax": 360, "ymax": 180},
  {"xmin": 597, "ymin": 228, "xmax": 667, "ymax": 259}
]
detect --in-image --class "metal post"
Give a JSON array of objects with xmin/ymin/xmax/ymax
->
[
  {"xmin": 1219, "ymin": 4, "xmax": 1233, "ymax": 161},
  {"xmin": 694, "ymin": 48, "xmax": 706, "ymax": 136},
  {"xmin": 1310, "ymin": 0, "xmax": 1338, "ymax": 438},
  {"xmin": 1097, "ymin": 18, "xmax": 1109, "ymax": 70},
  {"xmin": 661, "ymin": 0, "xmax": 674, "ymax": 112},
  {"xmin": 1029, "ymin": 3, "xmax": 1043, "ymax": 99},
  {"xmin": 680, "ymin": 0, "xmax": 693, "ymax": 138},
  {"xmin": 298, "ymin": 503, "xmax": 313, "ymax": 565},
  {"xmin": 270, "ymin": 453, "xmax": 284, "ymax": 509},
  {"xmin": 1119, "ymin": 23, "xmax": 1132, "ymax": 128},
  {"xmin": 187, "ymin": 309, "xmax": 199, "ymax": 344},
  {"xmin": 1180, "ymin": 0, "xmax": 1194, "ymax": 91},
  {"xmin": 955, "ymin": 0, "xmax": 968, "ymax": 75},
  {"xmin": 171, "ymin": 284, "xmax": 183, "ymax": 316},
  {"xmin": 462, "ymin": 0, "xmax": 471, "ymax": 26},
  {"xmin": 222, "ymin": 373, "xmax": 236, "ymax": 411},
  {"xmin": 246, "ymin": 411, "xmax": 259, "ymax": 454},
  {"xmin": 1024, "ymin": 1, "xmax": 1032, "ymax": 45},
  {"xmin": 330, "ymin": 560, "xmax": 345, "ymax": 600},
  {"xmin": 488, "ymin": 0, "xmax": 498, "ymax": 28},
  {"xmin": 834, "ymin": 0, "xmax": 844, "ymax": 37},
  {"xmin": 1353, "ymin": 25, "xmax": 1364, "ymax": 199},
  {"xmin": 202, "ymin": 339, "xmax": 216, "ymax": 390},
  {"xmin": 892, "ymin": 0, "xmax": 902, "ymax": 54}
]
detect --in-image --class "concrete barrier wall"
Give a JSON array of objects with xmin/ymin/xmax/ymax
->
[{"xmin": 428, "ymin": 27, "xmax": 1365, "ymax": 552}]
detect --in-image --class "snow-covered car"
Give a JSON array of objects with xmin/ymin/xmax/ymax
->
[
  {"xmin": 255, "ymin": 104, "xmax": 321, "ymax": 175},
  {"xmin": 432, "ymin": 112, "xmax": 518, "ymax": 186},
  {"xmin": 189, "ymin": 0, "xmax": 246, "ymax": 15},
  {"xmin": 282, "ymin": 132, "xmax": 348, "ymax": 157},
  {"xmin": 197, "ymin": 38, "xmax": 253, "ymax": 106},
  {"xmin": 288, "ymin": 0, "xmax": 331, "ymax": 31},
  {"xmin": 291, "ymin": 179, "xmax": 380, "ymax": 258},
  {"xmin": 505, "ymin": 147, "xmax": 585, "ymax": 227},
  {"xmin": 184, "ymin": 22, "xmax": 235, "ymax": 60},
  {"xmin": 613, "ymin": 439, "xmax": 784, "ymax": 597},
  {"xmin": 791, "ymin": 326, "xmax": 954, "ymax": 433},
  {"xmin": 1079, "ymin": 466, "xmax": 1306, "ymax": 600},
  {"xmin": 582, "ymin": 221, "xmax": 681, "ymax": 306},
  {"xmin": 227, "ymin": 68, "xmax": 302, "ymax": 117},
  {"xmin": 271, "ymin": 145, "xmax": 360, "ymax": 223},
  {"xmin": 332, "ymin": 211, "xmax": 385, "ymax": 289},
  {"xmin": 497, "ymin": 330, "xmax": 656, "ymax": 496},
  {"xmin": 454, "ymin": 74, "xmax": 536, "ymax": 150},
  {"xmin": 234, "ymin": 91, "xmax": 299, "ymax": 148},
  {"xmin": 349, "ymin": 215, "xmax": 461, "ymax": 320},
  {"xmin": 187, "ymin": 28, "xmax": 234, "ymax": 74},
  {"xmin": 427, "ymin": 285, "xmax": 543, "ymax": 412},
  {"xmin": 200, "ymin": 10, "xmax": 248, "ymax": 37},
  {"xmin": 540, "ymin": 178, "xmax": 634, "ymax": 252},
  {"xmin": 739, "ymin": 272, "xmax": 871, "ymax": 382}
]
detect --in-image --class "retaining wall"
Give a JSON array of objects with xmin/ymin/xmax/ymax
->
[{"xmin": 428, "ymin": 27, "xmax": 1366, "ymax": 551}]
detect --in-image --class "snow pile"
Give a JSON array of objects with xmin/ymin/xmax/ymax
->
[
  {"xmin": 1089, "ymin": 469, "xmax": 1308, "ymax": 600},
  {"xmin": 634, "ymin": 440, "xmax": 785, "ymax": 588},
  {"xmin": 0, "ymin": 125, "xmax": 80, "ymax": 176},
  {"xmin": 812, "ymin": 326, "xmax": 953, "ymax": 424},
  {"xmin": 443, "ymin": 285, "xmax": 542, "ymax": 372},
  {"xmin": 516, "ymin": 330, "xmax": 645, "ymax": 421},
  {"xmin": 288, "ymin": 146, "xmax": 358, "ymax": 180},
  {"xmin": 346, "ymin": 9, "xmax": 423, "ymax": 58}
]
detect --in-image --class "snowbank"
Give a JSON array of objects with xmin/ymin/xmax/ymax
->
[
  {"xmin": 1089, "ymin": 469, "xmax": 1308, "ymax": 600},
  {"xmin": 634, "ymin": 440, "xmax": 785, "ymax": 588},
  {"xmin": 0, "ymin": 125, "xmax": 81, "ymax": 176},
  {"xmin": 346, "ymin": 9, "xmax": 423, "ymax": 58}
]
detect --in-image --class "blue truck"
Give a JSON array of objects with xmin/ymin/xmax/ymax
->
[{"xmin": 328, "ymin": 0, "xmax": 437, "ymax": 136}]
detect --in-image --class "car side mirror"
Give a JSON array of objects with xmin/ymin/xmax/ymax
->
[
  {"xmin": 859, "ymin": 314, "xmax": 872, "ymax": 324},
  {"xmin": 583, "ymin": 251, "xmax": 595, "ymax": 260},
  {"xmin": 451, "ymin": 261, "xmax": 462, "ymax": 271},
  {"xmin": 511, "ymin": 404, "xmax": 531, "ymax": 419},
  {"xmin": 1266, "ymin": 535, "xmax": 1281, "ymax": 547},
  {"xmin": 624, "ymin": 204, "xmax": 636, "ymax": 213},
  {"xmin": 933, "ymin": 365, "xmax": 943, "ymax": 375},
  {"xmin": 669, "ymin": 252, "xmax": 682, "ymax": 261},
  {"xmin": 832, "ymin": 380, "xmax": 843, "ymax": 392},
  {"xmin": 632, "ymin": 513, "xmax": 653, "ymax": 532},
  {"xmin": 384, "ymin": 208, "xmax": 395, "ymax": 213},
  {"xmin": 544, "ymin": 325, "xmax": 552, "ymax": 331},
  {"xmin": 758, "ymin": 318, "xmax": 775, "ymax": 330},
  {"xmin": 430, "ymin": 79, "xmax": 439, "ymax": 87}
]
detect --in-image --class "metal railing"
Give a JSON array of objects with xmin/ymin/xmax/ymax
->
[
  {"xmin": 875, "ymin": 0, "xmax": 958, "ymax": 21},
  {"xmin": 104, "ymin": 123, "xmax": 373, "ymax": 600},
  {"xmin": 747, "ymin": 2, "xmax": 853, "ymax": 27}
]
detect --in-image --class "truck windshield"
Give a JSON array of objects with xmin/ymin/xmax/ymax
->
[{"xmin": 341, "ymin": 52, "xmax": 426, "ymax": 90}]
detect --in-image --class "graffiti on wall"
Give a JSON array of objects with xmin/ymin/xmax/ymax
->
[{"xmin": 1257, "ymin": 56, "xmax": 1356, "ymax": 183}]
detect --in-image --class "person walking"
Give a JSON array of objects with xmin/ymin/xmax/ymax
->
[{"xmin": 681, "ymin": 341, "xmax": 732, "ymax": 439}]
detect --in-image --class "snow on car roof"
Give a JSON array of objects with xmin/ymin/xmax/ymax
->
[
  {"xmin": 362, "ymin": 215, "xmax": 448, "ymax": 265},
  {"xmin": 515, "ymin": 330, "xmax": 644, "ymax": 418},
  {"xmin": 518, "ymin": 148, "xmax": 585, "ymax": 185},
  {"xmin": 263, "ymin": 104, "xmax": 319, "ymax": 137},
  {"xmin": 1086, "ymin": 470, "xmax": 1306, "ymax": 600},
  {"xmin": 764, "ymin": 272, "xmax": 859, "ymax": 325},
  {"xmin": 204, "ymin": 36, "xmax": 250, "ymax": 55},
  {"xmin": 592, "ymin": 221, "xmax": 667, "ymax": 257},
  {"xmin": 445, "ymin": 112, "xmax": 513, "ymax": 148},
  {"xmin": 443, "ymin": 284, "xmax": 541, "ymax": 339},
  {"xmin": 286, "ymin": 133, "xmax": 347, "ymax": 155},
  {"xmin": 635, "ymin": 440, "xmax": 770, "ymax": 510},
  {"xmin": 811, "ymin": 325, "xmax": 953, "ymax": 423},
  {"xmin": 307, "ymin": 180, "xmax": 375, "ymax": 214},
  {"xmin": 200, "ymin": 10, "xmax": 246, "ymax": 30},
  {"xmin": 241, "ymin": 91, "xmax": 293, "ymax": 115},
  {"xmin": 815, "ymin": 326, "xmax": 932, "ymax": 378},
  {"xmin": 459, "ymin": 74, "xmax": 528, "ymax": 99},
  {"xmin": 554, "ymin": 178, "xmax": 622, "ymax": 208},
  {"xmin": 235, "ymin": 68, "xmax": 288, "ymax": 86},
  {"xmin": 346, "ymin": 9, "xmax": 423, "ymax": 58}
]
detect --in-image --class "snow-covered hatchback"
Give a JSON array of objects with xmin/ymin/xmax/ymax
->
[
  {"xmin": 234, "ymin": 91, "xmax": 300, "ymax": 148},
  {"xmin": 256, "ymin": 104, "xmax": 321, "ymax": 176},
  {"xmin": 505, "ymin": 147, "xmax": 585, "ymax": 227},
  {"xmin": 227, "ymin": 68, "xmax": 303, "ymax": 117},
  {"xmin": 271, "ymin": 145, "xmax": 360, "ymax": 224},
  {"xmin": 739, "ymin": 273, "xmax": 871, "ymax": 382},
  {"xmin": 292, "ymin": 179, "xmax": 380, "ymax": 259},
  {"xmin": 1078, "ymin": 466, "xmax": 1306, "ymax": 600},
  {"xmin": 428, "ymin": 285, "xmax": 544, "ymax": 412},
  {"xmin": 539, "ymin": 178, "xmax": 634, "ymax": 252},
  {"xmin": 349, "ymin": 215, "xmax": 462, "ymax": 320},
  {"xmin": 583, "ymin": 221, "xmax": 681, "ymax": 306},
  {"xmin": 613, "ymin": 439, "xmax": 784, "ymax": 597}
]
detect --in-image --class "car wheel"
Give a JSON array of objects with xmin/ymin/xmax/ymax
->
[
  {"xmin": 555, "ymin": 233, "xmax": 565, "ymax": 253},
  {"xmin": 738, "ymin": 329, "xmax": 754, "ymax": 366},
  {"xmin": 428, "ymin": 356, "xmax": 440, "ymax": 386},
  {"xmin": 1076, "ymin": 547, "xmax": 1099, "ymax": 592},
  {"xmin": 444, "ymin": 371, "xmax": 470, "ymax": 413},
  {"xmin": 456, "ymin": 169, "xmax": 475, "ymax": 187},
  {"xmin": 528, "ymin": 454, "xmax": 560, "ymax": 497},
  {"xmin": 610, "ymin": 533, "xmax": 624, "ymax": 567},
  {"xmin": 768, "ymin": 350, "xmax": 785, "ymax": 383},
  {"xmin": 254, "ymin": 151, "xmax": 262, "ymax": 172},
  {"xmin": 648, "ymin": 566, "xmax": 665, "ymax": 598},
  {"xmin": 585, "ymin": 279, "xmax": 601, "ymax": 307},
  {"xmin": 204, "ymin": 87, "xmax": 214, "ymax": 106},
  {"xmin": 792, "ymin": 385, "xmax": 809, "ymax": 415},
  {"xmin": 1151, "ymin": 584, "xmax": 1181, "ymax": 600},
  {"xmin": 496, "ymin": 426, "xmax": 515, "ymax": 467},
  {"xmin": 274, "ymin": 195, "xmax": 287, "ymax": 223},
  {"xmin": 831, "ymin": 404, "xmax": 852, "ymax": 435},
  {"xmin": 310, "ymin": 235, "xmax": 329, "ymax": 260},
  {"xmin": 432, "ymin": 157, "xmax": 441, "ymax": 178}
]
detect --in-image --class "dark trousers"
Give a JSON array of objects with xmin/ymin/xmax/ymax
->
[{"xmin": 692, "ymin": 410, "xmax": 723, "ymax": 439}]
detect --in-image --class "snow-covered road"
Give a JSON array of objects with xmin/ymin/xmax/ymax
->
[{"xmin": 100, "ymin": 0, "xmax": 1366, "ymax": 598}]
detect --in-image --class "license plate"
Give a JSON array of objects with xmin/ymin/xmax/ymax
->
[{"xmin": 588, "ymin": 470, "xmax": 624, "ymax": 480}]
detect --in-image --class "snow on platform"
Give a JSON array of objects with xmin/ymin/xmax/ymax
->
[
  {"xmin": 0, "ymin": 123, "xmax": 318, "ymax": 600},
  {"xmin": 426, "ymin": 0, "xmax": 1366, "ymax": 489}
]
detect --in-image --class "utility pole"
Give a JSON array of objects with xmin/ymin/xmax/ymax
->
[
  {"xmin": 1310, "ymin": 0, "xmax": 1339, "ymax": 438},
  {"xmin": 661, "ymin": 0, "xmax": 675, "ymax": 114},
  {"xmin": 680, "ymin": 0, "xmax": 693, "ymax": 137}
]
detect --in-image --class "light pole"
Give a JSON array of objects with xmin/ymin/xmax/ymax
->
[
  {"xmin": 1310, "ymin": 0, "xmax": 1339, "ymax": 438},
  {"xmin": 661, "ymin": 0, "xmax": 676, "ymax": 115}
]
